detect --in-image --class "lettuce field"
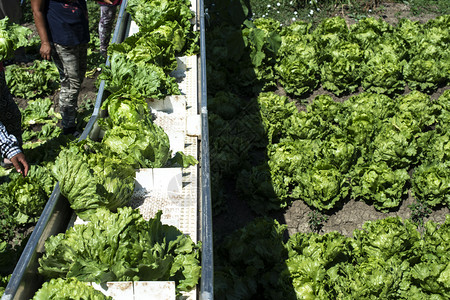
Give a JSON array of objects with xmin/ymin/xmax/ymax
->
[{"xmin": 207, "ymin": 0, "xmax": 450, "ymax": 299}]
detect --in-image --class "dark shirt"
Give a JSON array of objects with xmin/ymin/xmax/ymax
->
[
  {"xmin": 47, "ymin": 0, "xmax": 90, "ymax": 46},
  {"xmin": 97, "ymin": 0, "xmax": 122, "ymax": 6}
]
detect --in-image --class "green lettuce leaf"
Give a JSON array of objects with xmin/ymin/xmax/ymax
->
[
  {"xmin": 411, "ymin": 161, "xmax": 450, "ymax": 207},
  {"xmin": 6, "ymin": 60, "xmax": 60, "ymax": 99},
  {"xmin": 214, "ymin": 217, "xmax": 288, "ymax": 300},
  {"xmin": 320, "ymin": 41, "xmax": 362, "ymax": 96},
  {"xmin": 276, "ymin": 26, "xmax": 318, "ymax": 96},
  {"xmin": 350, "ymin": 162, "xmax": 409, "ymax": 211},
  {"xmin": 52, "ymin": 142, "xmax": 136, "ymax": 220},
  {"xmin": 98, "ymin": 52, "xmax": 180, "ymax": 100},
  {"xmin": 33, "ymin": 278, "xmax": 111, "ymax": 300},
  {"xmin": 101, "ymin": 90, "xmax": 150, "ymax": 124},
  {"xmin": 0, "ymin": 17, "xmax": 32, "ymax": 60},
  {"xmin": 410, "ymin": 216, "xmax": 450, "ymax": 297},
  {"xmin": 349, "ymin": 17, "xmax": 394, "ymax": 49},
  {"xmin": 101, "ymin": 116, "xmax": 171, "ymax": 168},
  {"xmin": 352, "ymin": 217, "xmax": 420, "ymax": 262},
  {"xmin": 38, "ymin": 207, "xmax": 201, "ymax": 292}
]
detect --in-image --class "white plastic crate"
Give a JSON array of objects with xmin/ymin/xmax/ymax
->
[{"xmin": 90, "ymin": 281, "xmax": 176, "ymax": 300}]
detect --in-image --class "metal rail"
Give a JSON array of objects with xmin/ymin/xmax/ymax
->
[
  {"xmin": 198, "ymin": 0, "xmax": 213, "ymax": 299},
  {"xmin": 80, "ymin": 0, "xmax": 130, "ymax": 142}
]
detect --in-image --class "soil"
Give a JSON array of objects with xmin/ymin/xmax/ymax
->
[
  {"xmin": 212, "ymin": 2, "xmax": 450, "ymax": 242},
  {"xmin": 14, "ymin": 75, "xmax": 98, "ymax": 110},
  {"xmin": 335, "ymin": 2, "xmax": 441, "ymax": 27}
]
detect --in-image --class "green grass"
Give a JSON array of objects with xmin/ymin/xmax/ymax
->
[
  {"xmin": 247, "ymin": 0, "xmax": 389, "ymax": 26},
  {"xmin": 407, "ymin": 0, "xmax": 450, "ymax": 15},
  {"xmin": 248, "ymin": 0, "xmax": 332, "ymax": 26},
  {"xmin": 248, "ymin": 0, "xmax": 450, "ymax": 26}
]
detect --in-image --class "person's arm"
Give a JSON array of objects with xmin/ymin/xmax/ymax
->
[
  {"xmin": 31, "ymin": 0, "xmax": 51, "ymax": 60},
  {"xmin": 0, "ymin": 122, "xmax": 29, "ymax": 176}
]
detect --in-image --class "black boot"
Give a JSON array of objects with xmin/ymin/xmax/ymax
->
[{"xmin": 62, "ymin": 126, "xmax": 80, "ymax": 137}]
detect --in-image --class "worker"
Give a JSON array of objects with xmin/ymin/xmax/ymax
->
[
  {"xmin": 0, "ymin": 61, "xmax": 28, "ymax": 176},
  {"xmin": 31, "ymin": 0, "xmax": 90, "ymax": 136},
  {"xmin": 97, "ymin": 0, "xmax": 122, "ymax": 58}
]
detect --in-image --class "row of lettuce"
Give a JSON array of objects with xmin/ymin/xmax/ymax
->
[
  {"xmin": 208, "ymin": 13, "xmax": 449, "ymax": 98},
  {"xmin": 1, "ymin": 21, "xmax": 84, "ymax": 292},
  {"xmin": 1, "ymin": 79, "xmax": 84, "ymax": 290},
  {"xmin": 1, "ymin": 0, "xmax": 202, "ymax": 298},
  {"xmin": 248, "ymin": 89, "xmax": 450, "ymax": 213},
  {"xmin": 31, "ymin": 0, "xmax": 203, "ymax": 295},
  {"xmin": 215, "ymin": 215, "xmax": 450, "ymax": 299},
  {"xmin": 205, "ymin": 1, "xmax": 449, "ymax": 298}
]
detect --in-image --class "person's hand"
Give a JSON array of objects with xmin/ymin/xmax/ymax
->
[
  {"xmin": 10, "ymin": 152, "xmax": 29, "ymax": 177},
  {"xmin": 100, "ymin": 0, "xmax": 113, "ymax": 4},
  {"xmin": 40, "ymin": 42, "xmax": 51, "ymax": 60}
]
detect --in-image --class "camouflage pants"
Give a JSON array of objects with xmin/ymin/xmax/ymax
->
[
  {"xmin": 52, "ymin": 43, "xmax": 88, "ymax": 129},
  {"xmin": 99, "ymin": 5, "xmax": 117, "ymax": 52},
  {"xmin": 0, "ymin": 70, "xmax": 22, "ymax": 148}
]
